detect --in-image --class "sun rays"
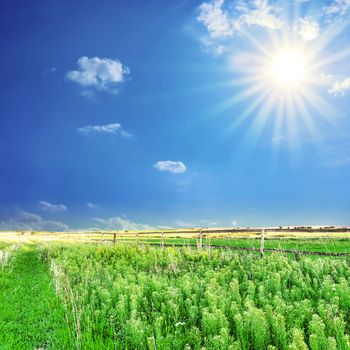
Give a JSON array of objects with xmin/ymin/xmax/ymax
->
[
  {"xmin": 192, "ymin": 0, "xmax": 350, "ymax": 161},
  {"xmin": 214, "ymin": 26, "xmax": 350, "ymax": 157}
]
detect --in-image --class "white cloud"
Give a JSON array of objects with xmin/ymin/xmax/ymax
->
[
  {"xmin": 328, "ymin": 77, "xmax": 350, "ymax": 95},
  {"xmin": 296, "ymin": 17, "xmax": 320, "ymax": 41},
  {"xmin": 86, "ymin": 202, "xmax": 98, "ymax": 209},
  {"xmin": 201, "ymin": 36, "xmax": 226, "ymax": 56},
  {"xmin": 231, "ymin": 220, "xmax": 238, "ymax": 227},
  {"xmin": 44, "ymin": 67, "xmax": 57, "ymax": 74},
  {"xmin": 237, "ymin": 0, "xmax": 283, "ymax": 30},
  {"xmin": 93, "ymin": 216, "xmax": 153, "ymax": 230},
  {"xmin": 323, "ymin": 0, "xmax": 350, "ymax": 18},
  {"xmin": 197, "ymin": 0, "xmax": 234, "ymax": 39},
  {"xmin": 153, "ymin": 161, "xmax": 186, "ymax": 174},
  {"xmin": 271, "ymin": 135, "xmax": 288, "ymax": 146},
  {"xmin": 66, "ymin": 56, "xmax": 130, "ymax": 93},
  {"xmin": 77, "ymin": 123, "xmax": 131, "ymax": 137},
  {"xmin": 38, "ymin": 201, "xmax": 67, "ymax": 212},
  {"xmin": 0, "ymin": 211, "xmax": 69, "ymax": 231},
  {"xmin": 80, "ymin": 90, "xmax": 97, "ymax": 100},
  {"xmin": 197, "ymin": 0, "xmax": 282, "ymax": 53}
]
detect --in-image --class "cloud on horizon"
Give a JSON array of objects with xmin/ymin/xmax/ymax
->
[
  {"xmin": 86, "ymin": 202, "xmax": 98, "ymax": 209},
  {"xmin": 93, "ymin": 216, "xmax": 153, "ymax": 230},
  {"xmin": 38, "ymin": 200, "xmax": 67, "ymax": 212},
  {"xmin": 0, "ymin": 210, "xmax": 69, "ymax": 231}
]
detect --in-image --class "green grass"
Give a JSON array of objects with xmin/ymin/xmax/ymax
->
[
  {"xmin": 46, "ymin": 243, "xmax": 350, "ymax": 349},
  {"xmin": 132, "ymin": 238, "xmax": 350, "ymax": 254},
  {"xmin": 0, "ymin": 242, "xmax": 11, "ymax": 250},
  {"xmin": 1, "ymin": 241, "xmax": 350, "ymax": 349},
  {"xmin": 0, "ymin": 244, "xmax": 72, "ymax": 349}
]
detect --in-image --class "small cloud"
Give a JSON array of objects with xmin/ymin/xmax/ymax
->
[
  {"xmin": 198, "ymin": 219, "xmax": 220, "ymax": 227},
  {"xmin": 197, "ymin": 0, "xmax": 282, "ymax": 41},
  {"xmin": 86, "ymin": 202, "xmax": 98, "ymax": 209},
  {"xmin": 231, "ymin": 220, "xmax": 238, "ymax": 227},
  {"xmin": 80, "ymin": 90, "xmax": 97, "ymax": 100},
  {"xmin": 272, "ymin": 135, "xmax": 287, "ymax": 146},
  {"xmin": 77, "ymin": 123, "xmax": 131, "ymax": 137},
  {"xmin": 323, "ymin": 0, "xmax": 350, "ymax": 19},
  {"xmin": 296, "ymin": 17, "xmax": 320, "ymax": 41},
  {"xmin": 44, "ymin": 67, "xmax": 57, "ymax": 74},
  {"xmin": 93, "ymin": 216, "xmax": 152, "ymax": 230},
  {"xmin": 237, "ymin": 0, "xmax": 283, "ymax": 30},
  {"xmin": 0, "ymin": 210, "xmax": 69, "ymax": 231},
  {"xmin": 197, "ymin": 0, "xmax": 234, "ymax": 39},
  {"xmin": 153, "ymin": 161, "xmax": 186, "ymax": 174},
  {"xmin": 38, "ymin": 201, "xmax": 67, "ymax": 212},
  {"xmin": 66, "ymin": 56, "xmax": 130, "ymax": 94},
  {"xmin": 328, "ymin": 76, "xmax": 350, "ymax": 95},
  {"xmin": 197, "ymin": 0, "xmax": 282, "ymax": 56},
  {"xmin": 200, "ymin": 36, "xmax": 225, "ymax": 56}
]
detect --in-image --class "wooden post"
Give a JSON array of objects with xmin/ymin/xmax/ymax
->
[
  {"xmin": 198, "ymin": 229, "xmax": 203, "ymax": 251},
  {"xmin": 260, "ymin": 229, "xmax": 265, "ymax": 257},
  {"xmin": 208, "ymin": 235, "xmax": 211, "ymax": 256},
  {"xmin": 161, "ymin": 232, "xmax": 165, "ymax": 249},
  {"xmin": 113, "ymin": 233, "xmax": 116, "ymax": 245}
]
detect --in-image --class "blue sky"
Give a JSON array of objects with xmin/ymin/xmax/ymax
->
[{"xmin": 1, "ymin": 0, "xmax": 350, "ymax": 231}]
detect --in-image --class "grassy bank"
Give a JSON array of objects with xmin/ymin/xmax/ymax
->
[{"xmin": 0, "ymin": 245, "xmax": 72, "ymax": 349}]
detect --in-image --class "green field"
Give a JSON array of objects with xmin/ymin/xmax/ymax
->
[
  {"xmin": 0, "ymin": 240, "xmax": 350, "ymax": 349},
  {"xmin": 133, "ymin": 237, "xmax": 350, "ymax": 255}
]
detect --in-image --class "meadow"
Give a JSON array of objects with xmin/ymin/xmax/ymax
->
[
  {"xmin": 0, "ymin": 237, "xmax": 349, "ymax": 349},
  {"xmin": 136, "ymin": 237, "xmax": 350, "ymax": 255}
]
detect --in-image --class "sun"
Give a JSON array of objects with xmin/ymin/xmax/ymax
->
[
  {"xmin": 213, "ymin": 23, "xmax": 349, "ymax": 154},
  {"xmin": 269, "ymin": 49, "xmax": 308, "ymax": 88}
]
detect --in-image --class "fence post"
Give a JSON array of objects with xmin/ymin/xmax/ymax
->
[
  {"xmin": 136, "ymin": 232, "xmax": 139, "ymax": 246},
  {"xmin": 260, "ymin": 229, "xmax": 265, "ymax": 257},
  {"xmin": 113, "ymin": 233, "xmax": 116, "ymax": 245},
  {"xmin": 161, "ymin": 232, "xmax": 165, "ymax": 249},
  {"xmin": 198, "ymin": 229, "xmax": 203, "ymax": 252}
]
